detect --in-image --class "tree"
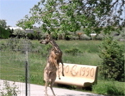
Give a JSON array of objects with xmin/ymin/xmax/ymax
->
[
  {"xmin": 99, "ymin": 36, "xmax": 124, "ymax": 81},
  {"xmin": 16, "ymin": 16, "xmax": 35, "ymax": 30},
  {"xmin": 0, "ymin": 26, "xmax": 10, "ymax": 39},
  {"xmin": 0, "ymin": 19, "xmax": 7, "ymax": 28},
  {"xmin": 13, "ymin": 29, "xmax": 26, "ymax": 38},
  {"xmin": 17, "ymin": 0, "xmax": 125, "ymax": 36},
  {"xmin": 0, "ymin": 19, "xmax": 10, "ymax": 38}
]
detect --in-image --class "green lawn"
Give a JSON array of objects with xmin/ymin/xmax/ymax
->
[{"xmin": 0, "ymin": 39, "xmax": 125, "ymax": 95}]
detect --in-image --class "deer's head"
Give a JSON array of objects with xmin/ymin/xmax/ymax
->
[{"xmin": 40, "ymin": 35, "xmax": 51, "ymax": 44}]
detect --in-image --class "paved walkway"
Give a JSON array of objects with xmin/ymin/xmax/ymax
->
[{"xmin": 0, "ymin": 80, "xmax": 105, "ymax": 96}]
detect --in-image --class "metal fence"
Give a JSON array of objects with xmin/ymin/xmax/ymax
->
[{"xmin": 0, "ymin": 38, "xmax": 31, "ymax": 96}]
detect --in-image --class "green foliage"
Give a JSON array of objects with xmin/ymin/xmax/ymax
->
[
  {"xmin": 99, "ymin": 36, "xmax": 125, "ymax": 81},
  {"xmin": 16, "ymin": 17, "xmax": 34, "ymax": 29},
  {"xmin": 17, "ymin": 0, "xmax": 124, "ymax": 36},
  {"xmin": 92, "ymin": 80, "xmax": 125, "ymax": 95},
  {"xmin": 65, "ymin": 47, "xmax": 82, "ymax": 55},
  {"xmin": 0, "ymin": 27, "xmax": 10, "ymax": 39},
  {"xmin": 114, "ymin": 27, "xmax": 125, "ymax": 41},
  {"xmin": 27, "ymin": 31, "xmax": 41, "ymax": 40},
  {"xmin": 0, "ymin": 19, "xmax": 10, "ymax": 39},
  {"xmin": 13, "ymin": 29, "xmax": 26, "ymax": 38},
  {"xmin": 0, "ymin": 81, "xmax": 20, "ymax": 96},
  {"xmin": 0, "ymin": 38, "xmax": 31, "ymax": 52},
  {"xmin": 0, "ymin": 19, "xmax": 7, "ymax": 28}
]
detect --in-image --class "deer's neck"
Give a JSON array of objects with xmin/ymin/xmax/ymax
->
[{"xmin": 49, "ymin": 40, "xmax": 61, "ymax": 52}]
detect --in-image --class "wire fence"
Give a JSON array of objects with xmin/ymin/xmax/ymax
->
[
  {"xmin": 0, "ymin": 38, "xmax": 48, "ymax": 96},
  {"xmin": 0, "ymin": 38, "xmax": 31, "ymax": 96}
]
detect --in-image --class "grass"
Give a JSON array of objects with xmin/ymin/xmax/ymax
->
[
  {"xmin": 0, "ymin": 39, "xmax": 125, "ymax": 95},
  {"xmin": 0, "ymin": 51, "xmax": 25, "ymax": 82},
  {"xmin": 93, "ymin": 80, "xmax": 125, "ymax": 95}
]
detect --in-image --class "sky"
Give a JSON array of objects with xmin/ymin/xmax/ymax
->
[
  {"xmin": 0, "ymin": 0, "xmax": 40, "ymax": 27},
  {"xmin": 0, "ymin": 0, "xmax": 124, "ymax": 27}
]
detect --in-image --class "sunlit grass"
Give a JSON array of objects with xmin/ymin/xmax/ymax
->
[
  {"xmin": 0, "ymin": 39, "xmax": 125, "ymax": 95},
  {"xmin": 93, "ymin": 80, "xmax": 125, "ymax": 95}
]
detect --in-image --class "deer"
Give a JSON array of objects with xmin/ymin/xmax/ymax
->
[{"xmin": 40, "ymin": 34, "xmax": 64, "ymax": 96}]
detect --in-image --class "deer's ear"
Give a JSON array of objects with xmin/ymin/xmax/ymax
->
[
  {"xmin": 46, "ymin": 35, "xmax": 49, "ymax": 39},
  {"xmin": 46, "ymin": 34, "xmax": 51, "ymax": 39}
]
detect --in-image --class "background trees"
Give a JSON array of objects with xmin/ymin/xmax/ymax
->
[
  {"xmin": 0, "ymin": 19, "xmax": 7, "ymax": 28},
  {"xmin": 0, "ymin": 19, "xmax": 10, "ymax": 39},
  {"xmin": 17, "ymin": 0, "xmax": 125, "ymax": 36}
]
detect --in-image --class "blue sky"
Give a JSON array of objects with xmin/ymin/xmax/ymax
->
[
  {"xmin": 0, "ymin": 0, "xmax": 40, "ymax": 26},
  {"xmin": 0, "ymin": 0, "xmax": 124, "ymax": 27}
]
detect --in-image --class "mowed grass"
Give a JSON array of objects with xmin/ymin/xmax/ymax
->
[
  {"xmin": 0, "ymin": 39, "xmax": 125, "ymax": 95},
  {"xmin": 57, "ymin": 40, "xmax": 102, "ymax": 65},
  {"xmin": 0, "ymin": 51, "xmax": 25, "ymax": 82}
]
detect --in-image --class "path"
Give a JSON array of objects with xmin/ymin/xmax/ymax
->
[{"xmin": 0, "ymin": 80, "xmax": 105, "ymax": 96}]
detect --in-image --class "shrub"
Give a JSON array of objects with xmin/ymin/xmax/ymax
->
[
  {"xmin": 99, "ymin": 36, "xmax": 125, "ymax": 81},
  {"xmin": 65, "ymin": 47, "xmax": 82, "ymax": 55},
  {"xmin": 13, "ymin": 29, "xmax": 26, "ymax": 38},
  {"xmin": 81, "ymin": 34, "xmax": 91, "ymax": 40},
  {"xmin": 92, "ymin": 81, "xmax": 125, "ymax": 95},
  {"xmin": 6, "ymin": 38, "xmax": 32, "ymax": 52},
  {"xmin": 0, "ymin": 81, "xmax": 20, "ymax": 96},
  {"xmin": 96, "ymin": 34, "xmax": 104, "ymax": 40},
  {"xmin": 0, "ymin": 27, "xmax": 10, "ymax": 39},
  {"xmin": 27, "ymin": 32, "xmax": 41, "ymax": 40}
]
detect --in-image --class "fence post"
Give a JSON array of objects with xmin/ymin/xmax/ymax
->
[{"xmin": 25, "ymin": 41, "xmax": 30, "ymax": 96}]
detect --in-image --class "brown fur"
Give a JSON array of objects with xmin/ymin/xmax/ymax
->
[
  {"xmin": 44, "ymin": 61, "xmax": 57, "ymax": 96},
  {"xmin": 40, "ymin": 35, "xmax": 64, "ymax": 96}
]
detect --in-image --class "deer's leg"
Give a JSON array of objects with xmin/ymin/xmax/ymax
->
[
  {"xmin": 50, "ymin": 73, "xmax": 56, "ymax": 96},
  {"xmin": 57, "ymin": 65, "xmax": 60, "ymax": 79},
  {"xmin": 45, "ymin": 81, "xmax": 49, "ymax": 96},
  {"xmin": 50, "ymin": 81, "xmax": 56, "ymax": 96},
  {"xmin": 60, "ymin": 60, "xmax": 64, "ymax": 76},
  {"xmin": 58, "ymin": 68, "xmax": 61, "ymax": 79},
  {"xmin": 44, "ymin": 69, "xmax": 49, "ymax": 96},
  {"xmin": 54, "ymin": 60, "xmax": 60, "ymax": 79}
]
